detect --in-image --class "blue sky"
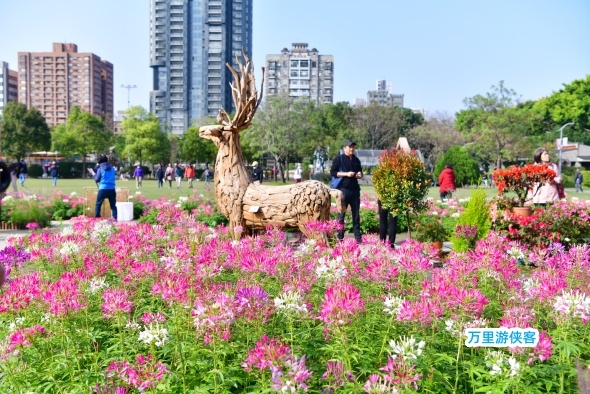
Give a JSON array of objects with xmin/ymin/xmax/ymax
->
[{"xmin": 1, "ymin": 0, "xmax": 588, "ymax": 117}]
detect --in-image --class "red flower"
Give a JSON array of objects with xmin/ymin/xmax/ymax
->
[{"xmin": 494, "ymin": 164, "xmax": 555, "ymax": 207}]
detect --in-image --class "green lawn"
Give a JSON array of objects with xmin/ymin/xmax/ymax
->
[
  {"xmin": 12, "ymin": 177, "xmax": 590, "ymax": 203},
  {"xmin": 14, "ymin": 177, "xmax": 216, "ymax": 201}
]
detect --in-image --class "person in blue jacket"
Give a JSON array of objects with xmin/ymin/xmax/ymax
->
[
  {"xmin": 49, "ymin": 161, "xmax": 59, "ymax": 187},
  {"xmin": 94, "ymin": 154, "xmax": 118, "ymax": 220}
]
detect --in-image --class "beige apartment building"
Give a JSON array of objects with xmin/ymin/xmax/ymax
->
[
  {"xmin": 265, "ymin": 43, "xmax": 334, "ymax": 104},
  {"xmin": 17, "ymin": 43, "xmax": 113, "ymax": 126}
]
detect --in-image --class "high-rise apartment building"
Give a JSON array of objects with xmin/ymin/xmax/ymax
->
[
  {"xmin": 367, "ymin": 79, "xmax": 403, "ymax": 107},
  {"xmin": 0, "ymin": 61, "xmax": 18, "ymax": 116},
  {"xmin": 265, "ymin": 43, "xmax": 334, "ymax": 104},
  {"xmin": 150, "ymin": 0, "xmax": 253, "ymax": 135},
  {"xmin": 17, "ymin": 43, "xmax": 114, "ymax": 126}
]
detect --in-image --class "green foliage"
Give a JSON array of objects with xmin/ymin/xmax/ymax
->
[
  {"xmin": 450, "ymin": 189, "xmax": 491, "ymax": 252},
  {"xmin": 133, "ymin": 201, "xmax": 147, "ymax": 220},
  {"xmin": 533, "ymin": 75, "xmax": 590, "ymax": 144},
  {"xmin": 28, "ymin": 164, "xmax": 43, "ymax": 178},
  {"xmin": 195, "ymin": 211, "xmax": 229, "ymax": 227},
  {"xmin": 0, "ymin": 101, "xmax": 51, "ymax": 160},
  {"xmin": 0, "ymin": 197, "xmax": 52, "ymax": 227},
  {"xmin": 48, "ymin": 199, "xmax": 84, "ymax": 220},
  {"xmin": 434, "ymin": 146, "xmax": 481, "ymax": 186},
  {"xmin": 51, "ymin": 106, "xmax": 112, "ymax": 172},
  {"xmin": 343, "ymin": 208, "xmax": 380, "ymax": 234},
  {"xmin": 121, "ymin": 106, "xmax": 170, "ymax": 165},
  {"xmin": 372, "ymin": 149, "xmax": 430, "ymax": 218},
  {"xmin": 413, "ymin": 213, "xmax": 450, "ymax": 242},
  {"xmin": 456, "ymin": 81, "xmax": 540, "ymax": 168},
  {"xmin": 180, "ymin": 124, "xmax": 217, "ymax": 165},
  {"xmin": 137, "ymin": 208, "xmax": 159, "ymax": 225}
]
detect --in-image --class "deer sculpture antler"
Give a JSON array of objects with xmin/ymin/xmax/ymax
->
[{"xmin": 216, "ymin": 49, "xmax": 264, "ymax": 132}]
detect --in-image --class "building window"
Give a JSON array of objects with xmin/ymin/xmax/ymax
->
[{"xmin": 290, "ymin": 60, "xmax": 298, "ymax": 67}]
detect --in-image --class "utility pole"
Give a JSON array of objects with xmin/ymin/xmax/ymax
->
[{"xmin": 121, "ymin": 84, "xmax": 137, "ymax": 109}]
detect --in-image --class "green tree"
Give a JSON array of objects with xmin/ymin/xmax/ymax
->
[
  {"xmin": 533, "ymin": 75, "xmax": 590, "ymax": 144},
  {"xmin": 180, "ymin": 124, "xmax": 217, "ymax": 165},
  {"xmin": 349, "ymin": 104, "xmax": 424, "ymax": 150},
  {"xmin": 243, "ymin": 94, "xmax": 321, "ymax": 182},
  {"xmin": 121, "ymin": 106, "xmax": 170, "ymax": 166},
  {"xmin": 51, "ymin": 106, "xmax": 112, "ymax": 173},
  {"xmin": 434, "ymin": 146, "xmax": 480, "ymax": 186},
  {"xmin": 406, "ymin": 112, "xmax": 464, "ymax": 172},
  {"xmin": 0, "ymin": 101, "xmax": 50, "ymax": 160},
  {"xmin": 456, "ymin": 81, "xmax": 536, "ymax": 168}
]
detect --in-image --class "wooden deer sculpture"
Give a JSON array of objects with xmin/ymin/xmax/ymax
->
[{"xmin": 199, "ymin": 52, "xmax": 343, "ymax": 238}]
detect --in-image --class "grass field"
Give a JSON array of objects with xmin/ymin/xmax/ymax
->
[{"xmin": 11, "ymin": 177, "xmax": 590, "ymax": 203}]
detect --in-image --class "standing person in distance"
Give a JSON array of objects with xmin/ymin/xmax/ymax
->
[
  {"xmin": 155, "ymin": 163, "xmax": 165, "ymax": 189},
  {"xmin": 204, "ymin": 165, "xmax": 212, "ymax": 183},
  {"xmin": 165, "ymin": 163, "xmax": 174, "ymax": 189},
  {"xmin": 251, "ymin": 161, "xmax": 263, "ymax": 185},
  {"xmin": 185, "ymin": 164, "xmax": 196, "ymax": 188},
  {"xmin": 294, "ymin": 164, "xmax": 302, "ymax": 183},
  {"xmin": 438, "ymin": 164, "xmax": 456, "ymax": 201},
  {"xmin": 94, "ymin": 154, "xmax": 118, "ymax": 221},
  {"xmin": 330, "ymin": 140, "xmax": 363, "ymax": 244},
  {"xmin": 531, "ymin": 147, "xmax": 561, "ymax": 205},
  {"xmin": 49, "ymin": 161, "xmax": 59, "ymax": 187},
  {"xmin": 575, "ymin": 168, "xmax": 584, "ymax": 193},
  {"xmin": 377, "ymin": 199, "xmax": 397, "ymax": 249},
  {"xmin": 175, "ymin": 163, "xmax": 184, "ymax": 189},
  {"xmin": 133, "ymin": 163, "xmax": 144, "ymax": 189},
  {"xmin": 17, "ymin": 159, "xmax": 28, "ymax": 187}
]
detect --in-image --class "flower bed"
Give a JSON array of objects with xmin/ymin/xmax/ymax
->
[{"xmin": 0, "ymin": 209, "xmax": 589, "ymax": 392}]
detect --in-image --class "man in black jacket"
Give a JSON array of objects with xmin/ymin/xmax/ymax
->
[
  {"xmin": 330, "ymin": 140, "xmax": 363, "ymax": 243},
  {"xmin": 251, "ymin": 161, "xmax": 263, "ymax": 184}
]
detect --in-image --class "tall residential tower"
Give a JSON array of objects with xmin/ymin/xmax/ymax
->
[
  {"xmin": 150, "ymin": 0, "xmax": 253, "ymax": 135},
  {"xmin": 0, "ymin": 61, "xmax": 18, "ymax": 116},
  {"xmin": 17, "ymin": 43, "xmax": 113, "ymax": 126},
  {"xmin": 265, "ymin": 43, "xmax": 334, "ymax": 104}
]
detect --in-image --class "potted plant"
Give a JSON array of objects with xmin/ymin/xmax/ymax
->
[
  {"xmin": 493, "ymin": 164, "xmax": 556, "ymax": 214},
  {"xmin": 414, "ymin": 214, "xmax": 450, "ymax": 247}
]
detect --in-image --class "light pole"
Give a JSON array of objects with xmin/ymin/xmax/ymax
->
[
  {"xmin": 121, "ymin": 84, "xmax": 137, "ymax": 109},
  {"xmin": 556, "ymin": 122, "xmax": 575, "ymax": 174}
]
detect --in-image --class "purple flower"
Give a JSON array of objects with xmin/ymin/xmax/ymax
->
[{"xmin": 0, "ymin": 246, "xmax": 31, "ymax": 269}]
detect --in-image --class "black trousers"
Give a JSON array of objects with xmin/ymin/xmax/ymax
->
[
  {"xmin": 378, "ymin": 200, "xmax": 397, "ymax": 247},
  {"xmin": 338, "ymin": 188, "xmax": 361, "ymax": 240}
]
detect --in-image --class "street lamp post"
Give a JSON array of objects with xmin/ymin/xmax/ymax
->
[
  {"xmin": 556, "ymin": 122, "xmax": 575, "ymax": 174},
  {"xmin": 121, "ymin": 84, "xmax": 137, "ymax": 109}
]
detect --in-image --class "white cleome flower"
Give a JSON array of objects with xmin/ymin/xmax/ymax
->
[
  {"xmin": 87, "ymin": 277, "xmax": 109, "ymax": 295},
  {"xmin": 384, "ymin": 295, "xmax": 405, "ymax": 316},
  {"xmin": 274, "ymin": 291, "xmax": 308, "ymax": 315},
  {"xmin": 59, "ymin": 241, "xmax": 81, "ymax": 256},
  {"xmin": 388, "ymin": 336, "xmax": 425, "ymax": 362},
  {"xmin": 61, "ymin": 226, "xmax": 75, "ymax": 236},
  {"xmin": 93, "ymin": 220, "xmax": 114, "ymax": 239},
  {"xmin": 553, "ymin": 290, "xmax": 590, "ymax": 321},
  {"xmin": 138, "ymin": 324, "xmax": 169, "ymax": 347},
  {"xmin": 315, "ymin": 256, "xmax": 347, "ymax": 281}
]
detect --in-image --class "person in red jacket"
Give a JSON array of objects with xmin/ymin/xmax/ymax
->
[{"xmin": 438, "ymin": 163, "xmax": 456, "ymax": 201}]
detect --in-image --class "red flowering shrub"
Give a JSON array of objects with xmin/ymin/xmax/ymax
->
[
  {"xmin": 491, "ymin": 200, "xmax": 590, "ymax": 248},
  {"xmin": 493, "ymin": 164, "xmax": 556, "ymax": 207}
]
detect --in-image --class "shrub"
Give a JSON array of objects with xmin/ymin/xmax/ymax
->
[
  {"xmin": 450, "ymin": 189, "xmax": 491, "ymax": 252},
  {"xmin": 28, "ymin": 164, "xmax": 43, "ymax": 178},
  {"xmin": 1, "ymin": 197, "xmax": 52, "ymax": 228},
  {"xmin": 413, "ymin": 213, "xmax": 450, "ymax": 243},
  {"xmin": 343, "ymin": 208, "xmax": 379, "ymax": 235},
  {"xmin": 434, "ymin": 146, "xmax": 480, "ymax": 186},
  {"xmin": 48, "ymin": 199, "xmax": 84, "ymax": 220}
]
